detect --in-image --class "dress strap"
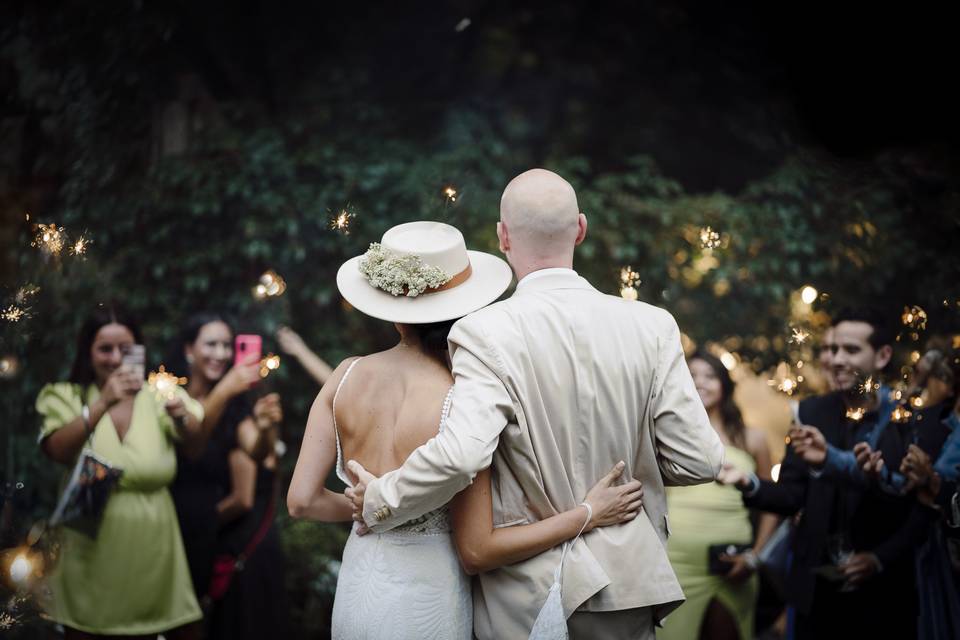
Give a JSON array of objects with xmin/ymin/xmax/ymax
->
[
  {"xmin": 332, "ymin": 357, "xmax": 363, "ymax": 487},
  {"xmin": 438, "ymin": 385, "xmax": 454, "ymax": 433}
]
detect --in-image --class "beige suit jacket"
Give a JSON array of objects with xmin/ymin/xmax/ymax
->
[{"xmin": 363, "ymin": 269, "xmax": 724, "ymax": 639}]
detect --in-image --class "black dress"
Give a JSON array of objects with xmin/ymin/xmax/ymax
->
[
  {"xmin": 207, "ymin": 463, "xmax": 289, "ymax": 639},
  {"xmin": 170, "ymin": 395, "xmax": 250, "ymax": 601}
]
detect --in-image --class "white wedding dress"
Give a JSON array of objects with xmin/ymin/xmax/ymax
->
[{"xmin": 330, "ymin": 359, "xmax": 473, "ymax": 640}]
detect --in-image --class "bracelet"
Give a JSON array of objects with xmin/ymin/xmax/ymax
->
[
  {"xmin": 579, "ymin": 502, "xmax": 593, "ymax": 531},
  {"xmin": 81, "ymin": 404, "xmax": 92, "ymax": 436}
]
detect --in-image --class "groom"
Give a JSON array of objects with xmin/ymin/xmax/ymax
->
[{"xmin": 347, "ymin": 168, "xmax": 724, "ymax": 639}]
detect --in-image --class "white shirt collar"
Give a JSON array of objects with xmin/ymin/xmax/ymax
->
[{"xmin": 516, "ymin": 267, "xmax": 577, "ymax": 291}]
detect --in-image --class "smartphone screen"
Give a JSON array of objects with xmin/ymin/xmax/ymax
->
[
  {"xmin": 234, "ymin": 334, "xmax": 262, "ymax": 368},
  {"xmin": 121, "ymin": 344, "xmax": 146, "ymax": 381}
]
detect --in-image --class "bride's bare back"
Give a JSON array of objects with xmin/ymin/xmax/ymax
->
[{"xmin": 335, "ymin": 347, "xmax": 453, "ymax": 481}]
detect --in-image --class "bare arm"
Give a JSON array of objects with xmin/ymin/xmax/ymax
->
[
  {"xmin": 450, "ymin": 464, "xmax": 643, "ymax": 575},
  {"xmin": 286, "ymin": 359, "xmax": 355, "ymax": 522},
  {"xmin": 236, "ymin": 393, "xmax": 282, "ymax": 462},
  {"xmin": 217, "ymin": 449, "xmax": 257, "ymax": 525},
  {"xmin": 180, "ymin": 359, "xmax": 261, "ymax": 460},
  {"xmin": 277, "ymin": 326, "xmax": 333, "ymax": 386},
  {"xmin": 654, "ymin": 314, "xmax": 725, "ymax": 485}
]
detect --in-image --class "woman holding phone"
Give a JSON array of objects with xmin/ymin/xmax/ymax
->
[
  {"xmin": 166, "ymin": 312, "xmax": 287, "ymax": 638},
  {"xmin": 37, "ymin": 305, "xmax": 207, "ymax": 639}
]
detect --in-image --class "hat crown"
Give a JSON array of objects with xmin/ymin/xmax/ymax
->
[{"xmin": 381, "ymin": 221, "xmax": 469, "ymax": 277}]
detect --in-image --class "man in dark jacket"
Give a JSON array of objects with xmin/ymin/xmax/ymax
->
[{"xmin": 719, "ymin": 308, "xmax": 924, "ymax": 638}]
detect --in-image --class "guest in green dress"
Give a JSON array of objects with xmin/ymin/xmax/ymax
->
[
  {"xmin": 37, "ymin": 305, "xmax": 211, "ymax": 639},
  {"xmin": 660, "ymin": 351, "xmax": 779, "ymax": 640}
]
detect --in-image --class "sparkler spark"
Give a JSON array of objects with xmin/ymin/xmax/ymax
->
[
  {"xmin": 699, "ymin": 226, "xmax": 722, "ymax": 250},
  {"xmin": 14, "ymin": 285, "xmax": 39, "ymax": 304},
  {"xmin": 31, "ymin": 223, "xmax": 66, "ymax": 256},
  {"xmin": 845, "ymin": 407, "xmax": 866, "ymax": 422},
  {"xmin": 790, "ymin": 327, "xmax": 810, "ymax": 345},
  {"xmin": 70, "ymin": 233, "xmax": 91, "ymax": 256},
  {"xmin": 8, "ymin": 552, "xmax": 32, "ymax": 586},
  {"xmin": 858, "ymin": 375, "xmax": 880, "ymax": 395},
  {"xmin": 147, "ymin": 366, "xmax": 187, "ymax": 401},
  {"xmin": 330, "ymin": 210, "xmax": 353, "ymax": 234},
  {"xmin": 890, "ymin": 406, "xmax": 912, "ymax": 423},
  {"xmin": 253, "ymin": 270, "xmax": 287, "ymax": 300},
  {"xmin": 443, "ymin": 186, "xmax": 458, "ymax": 203},
  {"xmin": 2, "ymin": 305, "xmax": 27, "ymax": 322},
  {"xmin": 768, "ymin": 361, "xmax": 800, "ymax": 395},
  {"xmin": 259, "ymin": 353, "xmax": 281, "ymax": 378},
  {"xmin": 901, "ymin": 305, "xmax": 927, "ymax": 330}
]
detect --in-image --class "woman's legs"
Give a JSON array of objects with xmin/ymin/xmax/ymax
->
[{"xmin": 699, "ymin": 597, "xmax": 741, "ymax": 640}]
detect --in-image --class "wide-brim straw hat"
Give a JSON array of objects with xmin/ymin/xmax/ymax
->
[{"xmin": 336, "ymin": 221, "xmax": 513, "ymax": 324}]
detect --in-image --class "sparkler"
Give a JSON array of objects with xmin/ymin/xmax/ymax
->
[
  {"xmin": 619, "ymin": 266, "xmax": 640, "ymax": 300},
  {"xmin": 147, "ymin": 366, "xmax": 187, "ymax": 401},
  {"xmin": 70, "ymin": 233, "xmax": 91, "ymax": 256},
  {"xmin": 31, "ymin": 223, "xmax": 66, "ymax": 256},
  {"xmin": 259, "ymin": 353, "xmax": 281, "ymax": 378},
  {"xmin": 768, "ymin": 361, "xmax": 800, "ymax": 396},
  {"xmin": 1, "ymin": 305, "xmax": 27, "ymax": 322},
  {"xmin": 910, "ymin": 396, "xmax": 925, "ymax": 409},
  {"xmin": 901, "ymin": 305, "xmax": 927, "ymax": 331},
  {"xmin": 253, "ymin": 270, "xmax": 287, "ymax": 300},
  {"xmin": 698, "ymin": 226, "xmax": 721, "ymax": 250},
  {"xmin": 858, "ymin": 375, "xmax": 880, "ymax": 396},
  {"xmin": 890, "ymin": 406, "xmax": 912, "ymax": 423},
  {"xmin": 443, "ymin": 186, "xmax": 458, "ymax": 203},
  {"xmin": 14, "ymin": 285, "xmax": 39, "ymax": 304},
  {"xmin": 790, "ymin": 327, "xmax": 810, "ymax": 345},
  {"xmin": 845, "ymin": 407, "xmax": 866, "ymax": 422},
  {"xmin": 330, "ymin": 209, "xmax": 353, "ymax": 234}
]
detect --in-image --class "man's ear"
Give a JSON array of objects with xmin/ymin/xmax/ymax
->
[
  {"xmin": 497, "ymin": 221, "xmax": 510, "ymax": 254},
  {"xmin": 574, "ymin": 213, "xmax": 588, "ymax": 246},
  {"xmin": 875, "ymin": 344, "xmax": 893, "ymax": 371}
]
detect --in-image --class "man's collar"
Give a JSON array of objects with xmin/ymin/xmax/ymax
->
[{"xmin": 514, "ymin": 267, "xmax": 593, "ymax": 295}]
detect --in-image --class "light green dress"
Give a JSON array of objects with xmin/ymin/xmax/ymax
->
[
  {"xmin": 36, "ymin": 382, "xmax": 204, "ymax": 635},
  {"xmin": 660, "ymin": 446, "xmax": 758, "ymax": 640}
]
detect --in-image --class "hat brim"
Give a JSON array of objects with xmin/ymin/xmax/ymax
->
[{"xmin": 336, "ymin": 250, "xmax": 514, "ymax": 324}]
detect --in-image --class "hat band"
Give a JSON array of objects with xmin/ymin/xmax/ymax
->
[{"xmin": 411, "ymin": 262, "xmax": 473, "ymax": 296}]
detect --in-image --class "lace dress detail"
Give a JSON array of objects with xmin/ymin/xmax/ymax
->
[{"xmin": 330, "ymin": 361, "xmax": 469, "ymax": 639}]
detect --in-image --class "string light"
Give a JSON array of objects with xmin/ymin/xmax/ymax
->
[
  {"xmin": 698, "ymin": 226, "xmax": 721, "ymax": 250},
  {"xmin": 259, "ymin": 353, "xmax": 281, "ymax": 378},
  {"xmin": 0, "ymin": 355, "xmax": 19, "ymax": 379},
  {"xmin": 619, "ymin": 266, "xmax": 640, "ymax": 300},
  {"xmin": 253, "ymin": 270, "xmax": 286, "ymax": 300},
  {"xmin": 147, "ymin": 366, "xmax": 187, "ymax": 401},
  {"xmin": 901, "ymin": 305, "xmax": 927, "ymax": 331}
]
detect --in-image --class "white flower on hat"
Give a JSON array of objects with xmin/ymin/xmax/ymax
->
[{"xmin": 358, "ymin": 243, "xmax": 450, "ymax": 297}]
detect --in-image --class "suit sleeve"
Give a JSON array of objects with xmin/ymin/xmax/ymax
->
[
  {"xmin": 652, "ymin": 313, "xmax": 725, "ymax": 486},
  {"xmin": 362, "ymin": 317, "xmax": 514, "ymax": 532},
  {"xmin": 743, "ymin": 445, "xmax": 808, "ymax": 516}
]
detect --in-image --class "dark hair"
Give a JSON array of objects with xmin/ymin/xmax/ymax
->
[
  {"xmin": 68, "ymin": 304, "xmax": 144, "ymax": 385},
  {"xmin": 165, "ymin": 312, "xmax": 235, "ymax": 379},
  {"xmin": 831, "ymin": 307, "xmax": 893, "ymax": 350},
  {"xmin": 688, "ymin": 349, "xmax": 747, "ymax": 449},
  {"xmin": 408, "ymin": 319, "xmax": 458, "ymax": 355}
]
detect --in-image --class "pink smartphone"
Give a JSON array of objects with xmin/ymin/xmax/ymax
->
[{"xmin": 234, "ymin": 334, "xmax": 262, "ymax": 368}]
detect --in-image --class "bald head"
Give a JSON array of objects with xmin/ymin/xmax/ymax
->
[{"xmin": 499, "ymin": 169, "xmax": 581, "ymax": 260}]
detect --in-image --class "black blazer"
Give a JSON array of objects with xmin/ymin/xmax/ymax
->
[{"xmin": 743, "ymin": 393, "xmax": 937, "ymax": 614}]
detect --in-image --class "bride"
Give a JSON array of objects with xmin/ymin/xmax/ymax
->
[{"xmin": 287, "ymin": 222, "xmax": 643, "ymax": 639}]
